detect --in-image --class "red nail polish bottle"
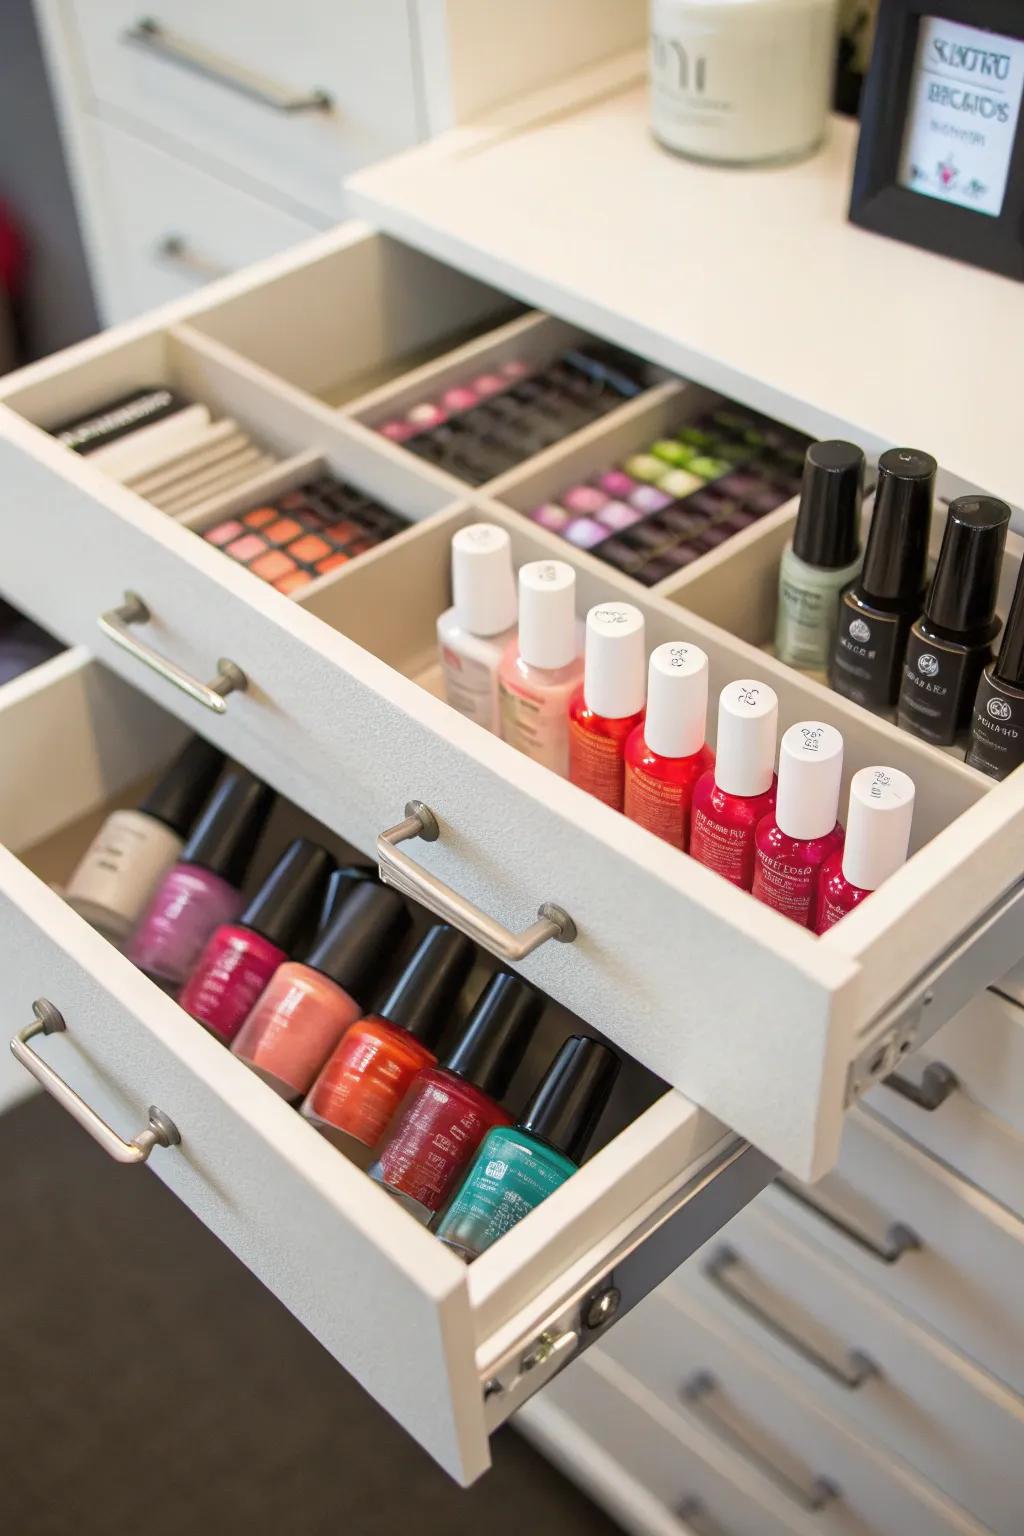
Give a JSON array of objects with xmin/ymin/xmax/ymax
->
[
  {"xmin": 179, "ymin": 838, "xmax": 335, "ymax": 1043},
  {"xmin": 690, "ymin": 680, "xmax": 779, "ymax": 889},
  {"xmin": 624, "ymin": 641, "xmax": 714, "ymax": 851},
  {"xmin": 369, "ymin": 973, "xmax": 543, "ymax": 1223},
  {"xmin": 816, "ymin": 766, "xmax": 915, "ymax": 933},
  {"xmin": 753, "ymin": 722, "xmax": 845, "ymax": 927},
  {"xmin": 568, "ymin": 602, "xmax": 646, "ymax": 811}
]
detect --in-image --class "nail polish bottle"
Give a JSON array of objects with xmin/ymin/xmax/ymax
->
[
  {"xmin": 690, "ymin": 681, "xmax": 779, "ymax": 889},
  {"xmin": 498, "ymin": 560, "xmax": 584, "ymax": 777},
  {"xmin": 830, "ymin": 449, "xmax": 936, "ymax": 710},
  {"xmin": 624, "ymin": 642, "xmax": 714, "ymax": 851},
  {"xmin": 65, "ymin": 735, "xmax": 225, "ymax": 942},
  {"xmin": 437, "ymin": 524, "xmax": 518, "ymax": 733},
  {"xmin": 369, "ymin": 973, "xmax": 543, "ymax": 1224},
  {"xmin": 300, "ymin": 924, "xmax": 476, "ymax": 1160},
  {"xmin": 775, "ymin": 441, "xmax": 864, "ymax": 671},
  {"xmin": 568, "ymin": 603, "xmax": 646, "ymax": 811},
  {"xmin": 816, "ymin": 767, "xmax": 915, "ymax": 933},
  {"xmin": 752, "ymin": 722, "xmax": 845, "ymax": 927},
  {"xmin": 967, "ymin": 562, "xmax": 1024, "ymax": 780},
  {"xmin": 179, "ymin": 838, "xmax": 335, "ymax": 1044},
  {"xmin": 434, "ymin": 1035, "xmax": 620, "ymax": 1260},
  {"xmin": 231, "ymin": 881, "xmax": 410, "ymax": 1100},
  {"xmin": 128, "ymin": 769, "xmax": 275, "ymax": 989},
  {"xmin": 897, "ymin": 497, "xmax": 1011, "ymax": 746}
]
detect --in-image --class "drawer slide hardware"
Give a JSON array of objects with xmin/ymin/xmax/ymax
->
[
  {"xmin": 11, "ymin": 999, "xmax": 180, "ymax": 1165},
  {"xmin": 378, "ymin": 801, "xmax": 576, "ymax": 961},
  {"xmin": 882, "ymin": 1061, "xmax": 958, "ymax": 1112},
  {"xmin": 98, "ymin": 592, "xmax": 247, "ymax": 714},
  {"xmin": 123, "ymin": 19, "xmax": 333, "ymax": 114},
  {"xmin": 776, "ymin": 1179, "xmax": 920, "ymax": 1265},
  {"xmin": 705, "ymin": 1246, "xmax": 878, "ymax": 1389}
]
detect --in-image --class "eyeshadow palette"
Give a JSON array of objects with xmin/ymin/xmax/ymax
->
[
  {"xmin": 374, "ymin": 342, "xmax": 654, "ymax": 486},
  {"xmin": 201, "ymin": 474, "xmax": 409, "ymax": 596},
  {"xmin": 526, "ymin": 406, "xmax": 811, "ymax": 585}
]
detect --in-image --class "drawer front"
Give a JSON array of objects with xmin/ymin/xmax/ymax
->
[
  {"xmin": 766, "ymin": 1109, "xmax": 1024, "ymax": 1395},
  {"xmin": 673, "ymin": 1203, "xmax": 1024, "ymax": 1536},
  {"xmin": 65, "ymin": 0, "xmax": 421, "ymax": 219}
]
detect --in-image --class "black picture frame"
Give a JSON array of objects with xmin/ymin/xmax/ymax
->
[{"xmin": 850, "ymin": 0, "xmax": 1024, "ymax": 279}]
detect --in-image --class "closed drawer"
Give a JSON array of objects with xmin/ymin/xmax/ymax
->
[
  {"xmin": 88, "ymin": 119, "xmax": 315, "ymax": 322},
  {"xmin": 64, "ymin": 0, "xmax": 421, "ymax": 220},
  {"xmin": 674, "ymin": 1203, "xmax": 1024, "ymax": 1536},
  {"xmin": 766, "ymin": 1108, "xmax": 1024, "ymax": 1395}
]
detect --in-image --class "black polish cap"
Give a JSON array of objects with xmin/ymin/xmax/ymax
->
[
  {"xmin": 519, "ymin": 1035, "xmax": 621, "ymax": 1165},
  {"xmin": 316, "ymin": 864, "xmax": 380, "ymax": 932},
  {"xmin": 140, "ymin": 736, "xmax": 226, "ymax": 838},
  {"xmin": 305, "ymin": 880, "xmax": 410, "ymax": 1001},
  {"xmin": 180, "ymin": 768, "xmax": 275, "ymax": 887},
  {"xmin": 444, "ymin": 973, "xmax": 544, "ymax": 1100},
  {"xmin": 375, "ymin": 924, "xmax": 476, "ymax": 1046},
  {"xmin": 924, "ymin": 496, "xmax": 1010, "ymax": 637},
  {"xmin": 239, "ymin": 838, "xmax": 335, "ymax": 953},
  {"xmin": 994, "ymin": 562, "xmax": 1024, "ymax": 688},
  {"xmin": 859, "ymin": 448, "xmax": 937, "ymax": 604},
  {"xmin": 792, "ymin": 441, "xmax": 864, "ymax": 569}
]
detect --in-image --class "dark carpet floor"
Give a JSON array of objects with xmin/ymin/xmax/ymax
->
[{"xmin": 0, "ymin": 1094, "xmax": 620, "ymax": 1536}]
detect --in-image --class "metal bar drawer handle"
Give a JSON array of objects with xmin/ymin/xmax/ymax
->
[
  {"xmin": 377, "ymin": 801, "xmax": 577, "ymax": 961},
  {"xmin": 776, "ymin": 1178, "xmax": 921, "ymax": 1264},
  {"xmin": 683, "ymin": 1372, "xmax": 838, "ymax": 1513},
  {"xmin": 98, "ymin": 593, "xmax": 247, "ymax": 714},
  {"xmin": 122, "ymin": 19, "xmax": 333, "ymax": 113},
  {"xmin": 705, "ymin": 1246, "xmax": 877, "ymax": 1389},
  {"xmin": 11, "ymin": 1000, "xmax": 180, "ymax": 1165},
  {"xmin": 883, "ymin": 1061, "xmax": 959, "ymax": 1112}
]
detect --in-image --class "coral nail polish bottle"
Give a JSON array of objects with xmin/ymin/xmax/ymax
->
[
  {"xmin": 369, "ymin": 973, "xmax": 543, "ymax": 1223},
  {"xmin": 624, "ymin": 641, "xmax": 714, "ymax": 851},
  {"xmin": 301, "ymin": 923, "xmax": 476, "ymax": 1160},
  {"xmin": 128, "ymin": 769, "xmax": 275, "ymax": 989},
  {"xmin": 434, "ymin": 1035, "xmax": 620, "ymax": 1260},
  {"xmin": 690, "ymin": 681, "xmax": 779, "ymax": 889},
  {"xmin": 179, "ymin": 838, "xmax": 335, "ymax": 1043},
  {"xmin": 437, "ymin": 523, "xmax": 518, "ymax": 734},
  {"xmin": 752, "ymin": 721, "xmax": 845, "ymax": 927},
  {"xmin": 816, "ymin": 766, "xmax": 915, "ymax": 933},
  {"xmin": 231, "ymin": 881, "xmax": 410, "ymax": 1101},
  {"xmin": 568, "ymin": 602, "xmax": 646, "ymax": 811},
  {"xmin": 498, "ymin": 559, "xmax": 584, "ymax": 777}
]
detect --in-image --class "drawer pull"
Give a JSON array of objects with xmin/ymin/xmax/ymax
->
[
  {"xmin": 776, "ymin": 1178, "xmax": 921, "ymax": 1265},
  {"xmin": 683, "ymin": 1372, "xmax": 838, "ymax": 1512},
  {"xmin": 377, "ymin": 801, "xmax": 577, "ymax": 961},
  {"xmin": 11, "ymin": 999, "xmax": 180, "ymax": 1165},
  {"xmin": 122, "ymin": 19, "xmax": 333, "ymax": 114},
  {"xmin": 155, "ymin": 234, "xmax": 230, "ymax": 282},
  {"xmin": 882, "ymin": 1061, "xmax": 959, "ymax": 1112},
  {"xmin": 98, "ymin": 592, "xmax": 247, "ymax": 714},
  {"xmin": 705, "ymin": 1247, "xmax": 877, "ymax": 1388},
  {"xmin": 677, "ymin": 1498, "xmax": 733, "ymax": 1536}
]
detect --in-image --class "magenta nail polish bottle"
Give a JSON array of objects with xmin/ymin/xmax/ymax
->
[{"xmin": 128, "ymin": 769, "xmax": 275, "ymax": 990}]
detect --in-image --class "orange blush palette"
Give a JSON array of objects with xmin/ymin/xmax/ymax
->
[{"xmin": 202, "ymin": 475, "xmax": 409, "ymax": 596}]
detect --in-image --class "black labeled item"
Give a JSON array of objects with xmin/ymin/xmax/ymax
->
[
  {"xmin": 183, "ymin": 768, "xmax": 276, "ymax": 884},
  {"xmin": 897, "ymin": 497, "xmax": 1011, "ymax": 746},
  {"xmin": 54, "ymin": 387, "xmax": 187, "ymax": 455},
  {"xmin": 519, "ymin": 1035, "xmax": 621, "ymax": 1163},
  {"xmin": 967, "ymin": 563, "xmax": 1024, "ymax": 780},
  {"xmin": 239, "ymin": 839, "xmax": 335, "ymax": 953},
  {"xmin": 830, "ymin": 448, "xmax": 936, "ymax": 709}
]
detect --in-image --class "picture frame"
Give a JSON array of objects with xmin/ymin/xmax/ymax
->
[{"xmin": 849, "ymin": 0, "xmax": 1024, "ymax": 279}]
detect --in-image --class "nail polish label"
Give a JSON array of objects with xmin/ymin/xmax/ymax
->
[
  {"xmin": 623, "ymin": 763, "xmax": 689, "ymax": 849},
  {"xmin": 440, "ymin": 644, "xmax": 500, "ymax": 731},
  {"xmin": 966, "ymin": 672, "xmax": 1024, "ymax": 780},
  {"xmin": 435, "ymin": 1128, "xmax": 575, "ymax": 1258},
  {"xmin": 898, "ymin": 628, "xmax": 987, "ymax": 745},
  {"xmin": 568, "ymin": 718, "xmax": 627, "ymax": 809},
  {"xmin": 690, "ymin": 808, "xmax": 756, "ymax": 887},
  {"xmin": 499, "ymin": 677, "xmax": 572, "ymax": 775},
  {"xmin": 830, "ymin": 597, "xmax": 907, "ymax": 709},
  {"xmin": 751, "ymin": 851, "xmax": 818, "ymax": 925}
]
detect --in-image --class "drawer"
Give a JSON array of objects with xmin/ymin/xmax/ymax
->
[
  {"xmin": 63, "ymin": 0, "xmax": 421, "ymax": 220},
  {"xmin": 0, "ymin": 648, "xmax": 772, "ymax": 1483},
  {"xmin": 87, "ymin": 119, "xmax": 316, "ymax": 322},
  {"xmin": 674, "ymin": 1203, "xmax": 1024, "ymax": 1536},
  {"xmin": 866, "ymin": 989, "xmax": 1024, "ymax": 1219},
  {"xmin": 765, "ymin": 1109, "xmax": 1024, "ymax": 1394},
  {"xmin": 599, "ymin": 1288, "xmax": 988, "ymax": 1536},
  {"xmin": 1, "ymin": 223, "xmax": 1023, "ymax": 1184}
]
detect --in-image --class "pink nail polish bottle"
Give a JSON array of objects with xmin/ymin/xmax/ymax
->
[
  {"xmin": 816, "ymin": 766, "xmax": 915, "ymax": 933},
  {"xmin": 498, "ymin": 560, "xmax": 584, "ymax": 778},
  {"xmin": 753, "ymin": 722, "xmax": 845, "ymax": 927},
  {"xmin": 690, "ymin": 681, "xmax": 778, "ymax": 889}
]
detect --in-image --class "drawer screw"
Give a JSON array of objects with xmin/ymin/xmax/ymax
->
[
  {"xmin": 583, "ymin": 1286, "xmax": 621, "ymax": 1331},
  {"xmin": 520, "ymin": 1333, "xmax": 556, "ymax": 1373}
]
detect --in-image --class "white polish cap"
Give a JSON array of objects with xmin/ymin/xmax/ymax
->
[
  {"xmin": 842, "ymin": 766, "xmax": 915, "ymax": 891},
  {"xmin": 644, "ymin": 642, "xmax": 709, "ymax": 759},
  {"xmin": 583, "ymin": 602, "xmax": 646, "ymax": 719},
  {"xmin": 714, "ymin": 680, "xmax": 778, "ymax": 797},
  {"xmin": 776, "ymin": 721, "xmax": 844, "ymax": 840},
  {"xmin": 518, "ymin": 560, "xmax": 578, "ymax": 669},
  {"xmin": 451, "ymin": 524, "xmax": 517, "ymax": 637}
]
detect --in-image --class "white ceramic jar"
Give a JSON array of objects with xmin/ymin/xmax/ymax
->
[{"xmin": 650, "ymin": 0, "xmax": 839, "ymax": 166}]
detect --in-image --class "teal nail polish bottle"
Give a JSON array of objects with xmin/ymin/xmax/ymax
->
[{"xmin": 433, "ymin": 1035, "xmax": 620, "ymax": 1261}]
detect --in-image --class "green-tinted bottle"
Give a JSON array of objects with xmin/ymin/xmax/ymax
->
[{"xmin": 433, "ymin": 1035, "xmax": 620, "ymax": 1261}]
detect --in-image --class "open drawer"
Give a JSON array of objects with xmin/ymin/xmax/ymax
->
[{"xmin": 0, "ymin": 649, "xmax": 771, "ymax": 1483}]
